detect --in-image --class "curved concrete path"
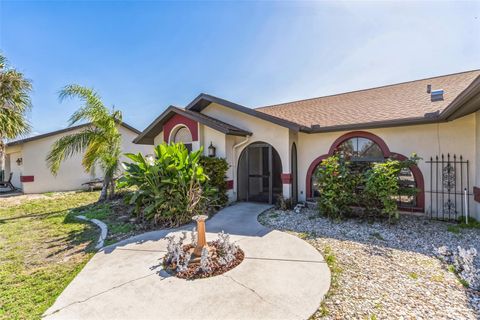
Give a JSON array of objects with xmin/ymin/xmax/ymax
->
[{"xmin": 44, "ymin": 203, "xmax": 330, "ymax": 320}]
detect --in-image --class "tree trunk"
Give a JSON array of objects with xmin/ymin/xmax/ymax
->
[
  {"xmin": 0, "ymin": 139, "xmax": 5, "ymax": 175},
  {"xmin": 107, "ymin": 179, "xmax": 115, "ymax": 200},
  {"xmin": 99, "ymin": 175, "xmax": 111, "ymax": 202}
]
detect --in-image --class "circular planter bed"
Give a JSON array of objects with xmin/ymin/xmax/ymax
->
[{"xmin": 163, "ymin": 240, "xmax": 245, "ymax": 280}]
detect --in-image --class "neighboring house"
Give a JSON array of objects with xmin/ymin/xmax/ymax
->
[
  {"xmin": 135, "ymin": 70, "xmax": 480, "ymax": 220},
  {"xmin": 4, "ymin": 122, "xmax": 152, "ymax": 194}
]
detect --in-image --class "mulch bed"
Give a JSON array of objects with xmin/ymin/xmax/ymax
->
[{"xmin": 164, "ymin": 241, "xmax": 245, "ymax": 280}]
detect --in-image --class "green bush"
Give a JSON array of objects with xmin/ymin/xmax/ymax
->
[
  {"xmin": 200, "ymin": 156, "xmax": 229, "ymax": 208},
  {"xmin": 118, "ymin": 143, "xmax": 216, "ymax": 227},
  {"xmin": 314, "ymin": 155, "xmax": 358, "ymax": 218},
  {"xmin": 314, "ymin": 154, "xmax": 420, "ymax": 220},
  {"xmin": 364, "ymin": 160, "xmax": 401, "ymax": 220}
]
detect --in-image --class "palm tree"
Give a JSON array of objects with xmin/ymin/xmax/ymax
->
[
  {"xmin": 0, "ymin": 54, "xmax": 32, "ymax": 176},
  {"xmin": 47, "ymin": 85, "xmax": 122, "ymax": 201}
]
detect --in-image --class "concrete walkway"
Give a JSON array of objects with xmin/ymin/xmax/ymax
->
[{"xmin": 43, "ymin": 203, "xmax": 330, "ymax": 320}]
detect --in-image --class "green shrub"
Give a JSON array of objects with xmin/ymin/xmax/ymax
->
[
  {"xmin": 364, "ymin": 160, "xmax": 401, "ymax": 220},
  {"xmin": 314, "ymin": 154, "xmax": 420, "ymax": 220},
  {"xmin": 314, "ymin": 155, "xmax": 358, "ymax": 218},
  {"xmin": 200, "ymin": 156, "xmax": 229, "ymax": 208},
  {"xmin": 118, "ymin": 143, "xmax": 215, "ymax": 227}
]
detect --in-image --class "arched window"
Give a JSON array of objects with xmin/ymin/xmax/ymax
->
[
  {"xmin": 397, "ymin": 167, "xmax": 417, "ymax": 208},
  {"xmin": 337, "ymin": 137, "xmax": 384, "ymax": 162},
  {"xmin": 170, "ymin": 126, "xmax": 193, "ymax": 151}
]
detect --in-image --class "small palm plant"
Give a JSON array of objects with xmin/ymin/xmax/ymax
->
[
  {"xmin": 47, "ymin": 85, "xmax": 122, "ymax": 201},
  {"xmin": 0, "ymin": 54, "xmax": 32, "ymax": 174}
]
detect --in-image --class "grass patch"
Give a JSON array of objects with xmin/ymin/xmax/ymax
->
[
  {"xmin": 296, "ymin": 232, "xmax": 310, "ymax": 240},
  {"xmin": 317, "ymin": 245, "xmax": 342, "ymax": 317},
  {"xmin": 447, "ymin": 225, "xmax": 461, "ymax": 234},
  {"xmin": 71, "ymin": 196, "xmax": 140, "ymax": 245},
  {"xmin": 408, "ymin": 272, "xmax": 419, "ymax": 280},
  {"xmin": 0, "ymin": 192, "xmax": 99, "ymax": 319},
  {"xmin": 457, "ymin": 216, "xmax": 480, "ymax": 229},
  {"xmin": 458, "ymin": 278, "xmax": 470, "ymax": 288},
  {"xmin": 448, "ymin": 217, "xmax": 480, "ymax": 234},
  {"xmin": 0, "ymin": 191, "xmax": 139, "ymax": 319}
]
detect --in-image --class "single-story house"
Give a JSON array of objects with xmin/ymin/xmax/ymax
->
[
  {"xmin": 135, "ymin": 70, "xmax": 480, "ymax": 220},
  {"xmin": 4, "ymin": 122, "xmax": 152, "ymax": 194}
]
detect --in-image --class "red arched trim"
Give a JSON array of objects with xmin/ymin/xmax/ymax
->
[
  {"xmin": 163, "ymin": 114, "xmax": 198, "ymax": 143},
  {"xmin": 306, "ymin": 154, "xmax": 329, "ymax": 198},
  {"xmin": 328, "ymin": 131, "xmax": 391, "ymax": 157},
  {"xmin": 391, "ymin": 152, "xmax": 425, "ymax": 212}
]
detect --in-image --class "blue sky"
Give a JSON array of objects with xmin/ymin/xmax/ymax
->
[{"xmin": 1, "ymin": 1, "xmax": 479, "ymax": 135}]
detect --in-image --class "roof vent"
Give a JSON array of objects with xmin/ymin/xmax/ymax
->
[{"xmin": 431, "ymin": 89, "xmax": 444, "ymax": 102}]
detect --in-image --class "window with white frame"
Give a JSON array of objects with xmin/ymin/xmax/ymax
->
[{"xmin": 170, "ymin": 126, "xmax": 193, "ymax": 151}]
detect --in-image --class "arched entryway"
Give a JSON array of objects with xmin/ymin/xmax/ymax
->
[{"xmin": 237, "ymin": 142, "xmax": 282, "ymax": 204}]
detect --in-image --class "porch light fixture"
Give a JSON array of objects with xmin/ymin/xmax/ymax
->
[
  {"xmin": 208, "ymin": 142, "xmax": 216, "ymax": 158},
  {"xmin": 16, "ymin": 158, "xmax": 23, "ymax": 166}
]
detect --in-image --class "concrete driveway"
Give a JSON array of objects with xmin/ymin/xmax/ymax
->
[{"xmin": 43, "ymin": 202, "xmax": 330, "ymax": 320}]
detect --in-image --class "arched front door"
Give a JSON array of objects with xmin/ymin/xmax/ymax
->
[{"xmin": 237, "ymin": 142, "xmax": 282, "ymax": 204}]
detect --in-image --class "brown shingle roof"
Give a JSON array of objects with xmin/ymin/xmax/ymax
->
[{"xmin": 255, "ymin": 70, "xmax": 480, "ymax": 129}]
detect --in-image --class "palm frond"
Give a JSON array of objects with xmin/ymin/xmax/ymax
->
[
  {"xmin": 0, "ymin": 69, "xmax": 32, "ymax": 113},
  {"xmin": 0, "ymin": 106, "xmax": 31, "ymax": 139},
  {"xmin": 59, "ymin": 85, "xmax": 107, "ymax": 126},
  {"xmin": 46, "ymin": 130, "xmax": 97, "ymax": 175},
  {"xmin": 0, "ymin": 54, "xmax": 6, "ymax": 70}
]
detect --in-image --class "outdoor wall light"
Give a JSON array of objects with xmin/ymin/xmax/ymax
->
[
  {"xmin": 16, "ymin": 158, "xmax": 23, "ymax": 166},
  {"xmin": 208, "ymin": 142, "xmax": 216, "ymax": 158}
]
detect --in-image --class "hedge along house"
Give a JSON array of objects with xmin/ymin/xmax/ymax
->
[
  {"xmin": 4, "ymin": 122, "xmax": 152, "ymax": 194},
  {"xmin": 135, "ymin": 70, "xmax": 480, "ymax": 220}
]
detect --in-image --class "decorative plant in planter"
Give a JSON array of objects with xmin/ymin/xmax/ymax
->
[{"xmin": 163, "ymin": 226, "xmax": 244, "ymax": 280}]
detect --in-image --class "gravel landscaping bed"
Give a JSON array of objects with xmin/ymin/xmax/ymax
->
[{"xmin": 259, "ymin": 208, "xmax": 480, "ymax": 320}]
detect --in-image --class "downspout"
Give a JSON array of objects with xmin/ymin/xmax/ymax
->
[{"xmin": 232, "ymin": 136, "xmax": 250, "ymax": 197}]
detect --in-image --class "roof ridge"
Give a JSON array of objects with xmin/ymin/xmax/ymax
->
[
  {"xmin": 7, "ymin": 121, "xmax": 140, "ymax": 146},
  {"xmin": 255, "ymin": 69, "xmax": 480, "ymax": 110}
]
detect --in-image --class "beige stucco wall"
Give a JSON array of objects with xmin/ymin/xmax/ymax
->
[
  {"xmin": 4, "ymin": 125, "xmax": 152, "ymax": 194},
  {"xmin": 476, "ymin": 111, "xmax": 480, "ymax": 217},
  {"xmin": 201, "ymin": 103, "xmax": 291, "ymax": 201},
  {"xmin": 4, "ymin": 151, "xmax": 23, "ymax": 189},
  {"xmin": 297, "ymin": 113, "xmax": 478, "ymax": 218},
  {"xmin": 153, "ymin": 131, "xmax": 164, "ymax": 147}
]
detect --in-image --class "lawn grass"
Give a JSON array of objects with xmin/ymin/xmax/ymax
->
[
  {"xmin": 447, "ymin": 217, "xmax": 480, "ymax": 234},
  {"xmin": 0, "ymin": 191, "xmax": 101, "ymax": 319},
  {"xmin": 71, "ymin": 196, "xmax": 138, "ymax": 246},
  {"xmin": 0, "ymin": 190, "xmax": 145, "ymax": 319}
]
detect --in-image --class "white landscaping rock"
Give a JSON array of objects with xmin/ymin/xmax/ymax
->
[
  {"xmin": 76, "ymin": 215, "xmax": 108, "ymax": 249},
  {"xmin": 260, "ymin": 208, "xmax": 480, "ymax": 320}
]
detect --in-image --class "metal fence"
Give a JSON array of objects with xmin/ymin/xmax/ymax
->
[{"xmin": 426, "ymin": 154, "xmax": 472, "ymax": 221}]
